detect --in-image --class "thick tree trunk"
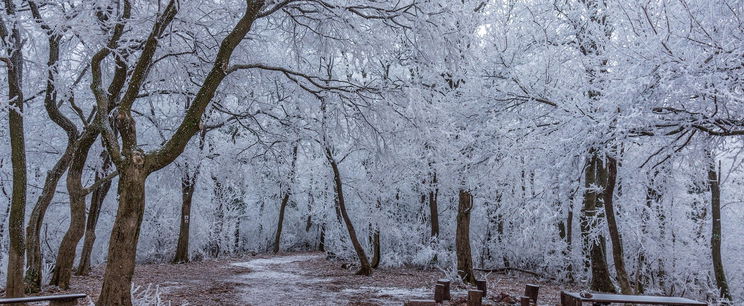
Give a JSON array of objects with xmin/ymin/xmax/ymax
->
[
  {"xmin": 326, "ymin": 147, "xmax": 371, "ymax": 276},
  {"xmin": 602, "ymin": 156, "xmax": 632, "ymax": 294},
  {"xmin": 456, "ymin": 190, "xmax": 476, "ymax": 285},
  {"xmin": 3, "ymin": 2, "xmax": 27, "ymax": 297},
  {"xmin": 580, "ymin": 154, "xmax": 615, "ymax": 293},
  {"xmin": 77, "ymin": 150, "xmax": 113, "ymax": 275},
  {"xmin": 51, "ymin": 130, "xmax": 97, "ymax": 289},
  {"xmin": 98, "ymin": 165, "xmax": 148, "ymax": 305},
  {"xmin": 708, "ymin": 157, "xmax": 731, "ymax": 301}
]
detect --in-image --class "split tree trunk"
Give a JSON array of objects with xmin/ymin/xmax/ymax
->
[
  {"xmin": 602, "ymin": 156, "xmax": 632, "ymax": 294},
  {"xmin": 326, "ymin": 147, "xmax": 371, "ymax": 276},
  {"xmin": 77, "ymin": 150, "xmax": 113, "ymax": 275},
  {"xmin": 24, "ymin": 146, "xmax": 74, "ymax": 292},
  {"xmin": 708, "ymin": 156, "xmax": 731, "ymax": 301},
  {"xmin": 94, "ymin": 1, "xmax": 267, "ymax": 303},
  {"xmin": 456, "ymin": 190, "xmax": 476, "ymax": 285},
  {"xmin": 580, "ymin": 154, "xmax": 615, "ymax": 293},
  {"xmin": 51, "ymin": 130, "xmax": 98, "ymax": 289}
]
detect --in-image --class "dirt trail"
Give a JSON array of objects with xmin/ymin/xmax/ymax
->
[
  {"xmin": 230, "ymin": 253, "xmax": 430, "ymax": 305},
  {"xmin": 43, "ymin": 251, "xmax": 568, "ymax": 305}
]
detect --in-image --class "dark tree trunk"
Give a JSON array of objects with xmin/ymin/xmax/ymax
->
[
  {"xmin": 326, "ymin": 147, "xmax": 371, "ymax": 276},
  {"xmin": 173, "ymin": 106, "xmax": 208, "ymax": 263},
  {"xmin": 51, "ymin": 130, "xmax": 98, "ymax": 289},
  {"xmin": 273, "ymin": 144, "xmax": 298, "ymax": 254},
  {"xmin": 2, "ymin": 1, "xmax": 27, "ymax": 297},
  {"xmin": 26, "ymin": 149, "xmax": 74, "ymax": 289},
  {"xmin": 305, "ymin": 215, "xmax": 313, "ymax": 232},
  {"xmin": 98, "ymin": 164, "xmax": 148, "ymax": 306},
  {"xmin": 456, "ymin": 190, "xmax": 476, "ymax": 285},
  {"xmin": 429, "ymin": 172, "xmax": 439, "ymax": 238},
  {"xmin": 708, "ymin": 157, "xmax": 731, "ymax": 301},
  {"xmin": 580, "ymin": 154, "xmax": 615, "ymax": 293},
  {"xmin": 234, "ymin": 219, "xmax": 241, "ymax": 252},
  {"xmin": 77, "ymin": 150, "xmax": 113, "ymax": 275},
  {"xmin": 173, "ymin": 169, "xmax": 196, "ymax": 263},
  {"xmin": 318, "ymin": 224, "xmax": 326, "ymax": 252},
  {"xmin": 370, "ymin": 199, "xmax": 381, "ymax": 269},
  {"xmin": 273, "ymin": 193, "xmax": 290, "ymax": 254},
  {"xmin": 602, "ymin": 156, "xmax": 632, "ymax": 294}
]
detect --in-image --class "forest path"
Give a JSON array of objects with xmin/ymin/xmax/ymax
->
[
  {"xmin": 230, "ymin": 252, "xmax": 430, "ymax": 305},
  {"xmin": 57, "ymin": 251, "xmax": 566, "ymax": 305}
]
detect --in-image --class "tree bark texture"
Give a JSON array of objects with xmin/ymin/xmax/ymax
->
[
  {"xmin": 51, "ymin": 130, "xmax": 98, "ymax": 289},
  {"xmin": 429, "ymin": 172, "xmax": 439, "ymax": 238},
  {"xmin": 98, "ymin": 163, "xmax": 148, "ymax": 305},
  {"xmin": 2, "ymin": 1, "xmax": 27, "ymax": 298},
  {"xmin": 580, "ymin": 154, "xmax": 615, "ymax": 293},
  {"xmin": 456, "ymin": 190, "xmax": 476, "ymax": 285}
]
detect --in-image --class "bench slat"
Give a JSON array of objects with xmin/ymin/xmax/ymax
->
[
  {"xmin": 0, "ymin": 293, "xmax": 87, "ymax": 304},
  {"xmin": 562, "ymin": 291, "xmax": 706, "ymax": 305}
]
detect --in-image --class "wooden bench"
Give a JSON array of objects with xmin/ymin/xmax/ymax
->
[
  {"xmin": 0, "ymin": 293, "xmax": 87, "ymax": 305},
  {"xmin": 561, "ymin": 291, "xmax": 706, "ymax": 306}
]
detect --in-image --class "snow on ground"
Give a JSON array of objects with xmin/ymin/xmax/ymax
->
[
  {"xmin": 231, "ymin": 254, "xmax": 429, "ymax": 305},
  {"xmin": 232, "ymin": 254, "xmax": 330, "ymax": 282}
]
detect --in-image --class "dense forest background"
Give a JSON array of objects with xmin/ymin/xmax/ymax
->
[{"xmin": 1, "ymin": 0, "xmax": 743, "ymax": 304}]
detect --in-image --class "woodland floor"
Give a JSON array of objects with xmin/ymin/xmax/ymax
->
[{"xmin": 29, "ymin": 252, "xmax": 574, "ymax": 305}]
